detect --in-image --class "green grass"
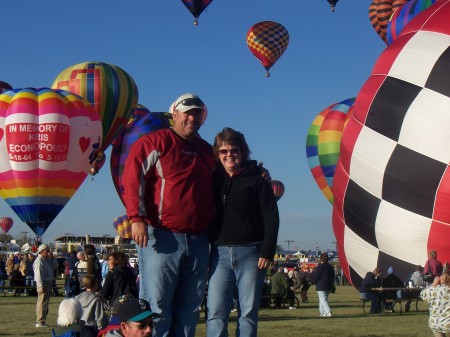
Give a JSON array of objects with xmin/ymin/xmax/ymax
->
[{"xmin": 0, "ymin": 285, "xmax": 432, "ymax": 336}]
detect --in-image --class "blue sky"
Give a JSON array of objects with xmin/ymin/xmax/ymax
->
[{"xmin": 0, "ymin": 1, "xmax": 385, "ymax": 251}]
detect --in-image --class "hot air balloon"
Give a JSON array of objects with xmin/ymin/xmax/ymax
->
[
  {"xmin": 113, "ymin": 214, "xmax": 131, "ymax": 239},
  {"xmin": 327, "ymin": 0, "xmax": 339, "ymax": 12},
  {"xmin": 0, "ymin": 88, "xmax": 102, "ymax": 236},
  {"xmin": 306, "ymin": 98, "xmax": 355, "ymax": 205},
  {"xmin": 0, "ymin": 81, "xmax": 12, "ymax": 93},
  {"xmin": 369, "ymin": 0, "xmax": 409, "ymax": 45},
  {"xmin": 387, "ymin": 0, "xmax": 437, "ymax": 44},
  {"xmin": 246, "ymin": 21, "xmax": 289, "ymax": 77},
  {"xmin": 0, "ymin": 217, "xmax": 13, "ymax": 233},
  {"xmin": 51, "ymin": 62, "xmax": 139, "ymax": 172},
  {"xmin": 110, "ymin": 108, "xmax": 173, "ymax": 205},
  {"xmin": 270, "ymin": 180, "xmax": 285, "ymax": 201},
  {"xmin": 333, "ymin": 1, "xmax": 450, "ymax": 289},
  {"xmin": 181, "ymin": 0, "xmax": 213, "ymax": 25}
]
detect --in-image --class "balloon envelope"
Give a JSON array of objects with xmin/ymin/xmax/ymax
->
[
  {"xmin": 52, "ymin": 62, "xmax": 138, "ymax": 153},
  {"xmin": 0, "ymin": 217, "xmax": 13, "ymax": 233},
  {"xmin": 113, "ymin": 214, "xmax": 131, "ymax": 239},
  {"xmin": 181, "ymin": 0, "xmax": 213, "ymax": 25},
  {"xmin": 387, "ymin": 0, "xmax": 437, "ymax": 44},
  {"xmin": 333, "ymin": 2, "xmax": 450, "ymax": 288},
  {"xmin": 110, "ymin": 109, "xmax": 173, "ymax": 205},
  {"xmin": 369, "ymin": 0, "xmax": 409, "ymax": 45},
  {"xmin": 306, "ymin": 98, "xmax": 355, "ymax": 205},
  {"xmin": 246, "ymin": 21, "xmax": 289, "ymax": 76},
  {"xmin": 271, "ymin": 180, "xmax": 285, "ymax": 201},
  {"xmin": 0, "ymin": 81, "xmax": 12, "ymax": 93},
  {"xmin": 0, "ymin": 88, "xmax": 102, "ymax": 235}
]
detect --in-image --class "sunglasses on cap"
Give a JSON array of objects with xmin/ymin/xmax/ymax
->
[{"xmin": 174, "ymin": 97, "xmax": 204, "ymax": 110}]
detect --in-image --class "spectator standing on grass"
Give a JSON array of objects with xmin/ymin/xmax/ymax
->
[
  {"xmin": 206, "ymin": 127, "xmax": 279, "ymax": 337},
  {"xmin": 10, "ymin": 263, "xmax": 24, "ymax": 296},
  {"xmin": 48, "ymin": 250, "xmax": 60, "ymax": 296},
  {"xmin": 6, "ymin": 254, "xmax": 14, "ymax": 277},
  {"xmin": 310, "ymin": 252, "xmax": 335, "ymax": 317},
  {"xmin": 24, "ymin": 253, "xmax": 35, "ymax": 296},
  {"xmin": 101, "ymin": 252, "xmax": 109, "ymax": 286},
  {"xmin": 33, "ymin": 243, "xmax": 54, "ymax": 327},
  {"xmin": 0, "ymin": 254, "xmax": 7, "ymax": 290},
  {"xmin": 421, "ymin": 271, "xmax": 450, "ymax": 337},
  {"xmin": 73, "ymin": 244, "xmax": 102, "ymax": 293}
]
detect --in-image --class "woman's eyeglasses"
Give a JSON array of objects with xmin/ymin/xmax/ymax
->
[{"xmin": 218, "ymin": 148, "xmax": 240, "ymax": 155}]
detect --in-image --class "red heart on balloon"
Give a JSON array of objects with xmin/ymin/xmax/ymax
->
[
  {"xmin": 79, "ymin": 137, "xmax": 90, "ymax": 153},
  {"xmin": 0, "ymin": 128, "xmax": 3, "ymax": 142}
]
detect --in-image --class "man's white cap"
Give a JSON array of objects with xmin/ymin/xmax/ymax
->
[{"xmin": 169, "ymin": 93, "xmax": 207, "ymax": 124}]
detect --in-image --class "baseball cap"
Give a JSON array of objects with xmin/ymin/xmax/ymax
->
[
  {"xmin": 118, "ymin": 298, "xmax": 160, "ymax": 322},
  {"xmin": 38, "ymin": 244, "xmax": 49, "ymax": 254},
  {"xmin": 170, "ymin": 93, "xmax": 208, "ymax": 123}
]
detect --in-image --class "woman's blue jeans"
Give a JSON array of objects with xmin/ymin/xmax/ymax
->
[
  {"xmin": 138, "ymin": 226, "xmax": 209, "ymax": 337},
  {"xmin": 206, "ymin": 244, "xmax": 266, "ymax": 337}
]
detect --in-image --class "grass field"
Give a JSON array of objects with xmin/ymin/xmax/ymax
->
[{"xmin": 0, "ymin": 284, "xmax": 432, "ymax": 337}]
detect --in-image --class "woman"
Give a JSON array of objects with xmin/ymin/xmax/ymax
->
[
  {"xmin": 101, "ymin": 252, "xmax": 138, "ymax": 306},
  {"xmin": 206, "ymin": 127, "xmax": 280, "ymax": 337},
  {"xmin": 421, "ymin": 271, "xmax": 450, "ymax": 336},
  {"xmin": 54, "ymin": 298, "xmax": 82, "ymax": 337},
  {"xmin": 310, "ymin": 252, "xmax": 335, "ymax": 317},
  {"xmin": 72, "ymin": 244, "xmax": 102, "ymax": 294}
]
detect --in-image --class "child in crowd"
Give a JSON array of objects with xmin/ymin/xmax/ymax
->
[{"xmin": 75, "ymin": 274, "xmax": 107, "ymax": 337}]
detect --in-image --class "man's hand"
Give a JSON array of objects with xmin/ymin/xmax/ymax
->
[
  {"xmin": 258, "ymin": 257, "xmax": 271, "ymax": 270},
  {"xmin": 258, "ymin": 161, "xmax": 271, "ymax": 183},
  {"xmin": 132, "ymin": 221, "xmax": 149, "ymax": 248}
]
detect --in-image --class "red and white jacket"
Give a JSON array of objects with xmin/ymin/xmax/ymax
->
[{"xmin": 122, "ymin": 129, "xmax": 215, "ymax": 234}]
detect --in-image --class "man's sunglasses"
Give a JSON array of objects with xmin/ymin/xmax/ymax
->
[{"xmin": 175, "ymin": 98, "xmax": 204, "ymax": 110}]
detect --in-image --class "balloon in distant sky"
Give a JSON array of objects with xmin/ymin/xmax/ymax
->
[
  {"xmin": 0, "ymin": 88, "xmax": 102, "ymax": 236},
  {"xmin": 387, "ymin": 0, "xmax": 437, "ymax": 44},
  {"xmin": 0, "ymin": 81, "xmax": 12, "ymax": 93},
  {"xmin": 327, "ymin": 0, "xmax": 339, "ymax": 12},
  {"xmin": 271, "ymin": 180, "xmax": 285, "ymax": 201},
  {"xmin": 369, "ymin": 0, "xmax": 409, "ymax": 45},
  {"xmin": 246, "ymin": 21, "xmax": 289, "ymax": 77},
  {"xmin": 51, "ymin": 62, "xmax": 139, "ymax": 157},
  {"xmin": 0, "ymin": 217, "xmax": 13, "ymax": 233},
  {"xmin": 181, "ymin": 0, "xmax": 213, "ymax": 25},
  {"xmin": 113, "ymin": 214, "xmax": 131, "ymax": 239},
  {"xmin": 306, "ymin": 98, "xmax": 355, "ymax": 205},
  {"xmin": 333, "ymin": 2, "xmax": 450, "ymax": 289},
  {"xmin": 111, "ymin": 109, "xmax": 173, "ymax": 206}
]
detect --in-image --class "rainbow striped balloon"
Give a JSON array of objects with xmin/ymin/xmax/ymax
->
[
  {"xmin": 0, "ymin": 88, "xmax": 102, "ymax": 235},
  {"xmin": 52, "ymin": 62, "xmax": 138, "ymax": 153},
  {"xmin": 306, "ymin": 98, "xmax": 355, "ymax": 205}
]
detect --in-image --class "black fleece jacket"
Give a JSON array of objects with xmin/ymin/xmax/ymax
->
[{"xmin": 209, "ymin": 160, "xmax": 279, "ymax": 259}]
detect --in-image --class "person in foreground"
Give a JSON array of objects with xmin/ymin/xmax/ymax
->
[
  {"xmin": 53, "ymin": 298, "xmax": 82, "ymax": 337},
  {"xmin": 206, "ymin": 127, "xmax": 280, "ymax": 337},
  {"xmin": 33, "ymin": 243, "xmax": 54, "ymax": 327},
  {"xmin": 122, "ymin": 93, "xmax": 214, "ymax": 337},
  {"xmin": 421, "ymin": 270, "xmax": 450, "ymax": 337},
  {"xmin": 309, "ymin": 252, "xmax": 335, "ymax": 317},
  {"xmin": 105, "ymin": 298, "xmax": 160, "ymax": 337}
]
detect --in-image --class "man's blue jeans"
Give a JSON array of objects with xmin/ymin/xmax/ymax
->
[
  {"xmin": 138, "ymin": 226, "xmax": 209, "ymax": 337},
  {"xmin": 206, "ymin": 244, "xmax": 266, "ymax": 337}
]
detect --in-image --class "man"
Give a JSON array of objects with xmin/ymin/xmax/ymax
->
[
  {"xmin": 122, "ymin": 93, "xmax": 215, "ymax": 337},
  {"xmin": 33, "ymin": 244, "xmax": 54, "ymax": 327},
  {"xmin": 359, "ymin": 267, "xmax": 382, "ymax": 314},
  {"xmin": 270, "ymin": 267, "xmax": 297, "ymax": 309},
  {"xmin": 105, "ymin": 298, "xmax": 160, "ymax": 337}
]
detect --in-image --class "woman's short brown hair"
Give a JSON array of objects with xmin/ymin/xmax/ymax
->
[{"xmin": 213, "ymin": 127, "xmax": 251, "ymax": 162}]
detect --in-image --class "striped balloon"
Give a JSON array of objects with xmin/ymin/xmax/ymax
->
[
  {"xmin": 306, "ymin": 98, "xmax": 355, "ymax": 204},
  {"xmin": 369, "ymin": 0, "xmax": 410, "ymax": 44},
  {"xmin": 387, "ymin": 0, "xmax": 437, "ymax": 44},
  {"xmin": 52, "ymin": 62, "xmax": 139, "ymax": 153},
  {"xmin": 0, "ymin": 88, "xmax": 102, "ymax": 235},
  {"xmin": 246, "ymin": 21, "xmax": 289, "ymax": 77},
  {"xmin": 110, "ymin": 108, "xmax": 173, "ymax": 206},
  {"xmin": 113, "ymin": 214, "xmax": 131, "ymax": 239}
]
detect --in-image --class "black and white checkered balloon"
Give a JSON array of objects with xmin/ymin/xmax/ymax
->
[{"xmin": 333, "ymin": 0, "xmax": 450, "ymax": 288}]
